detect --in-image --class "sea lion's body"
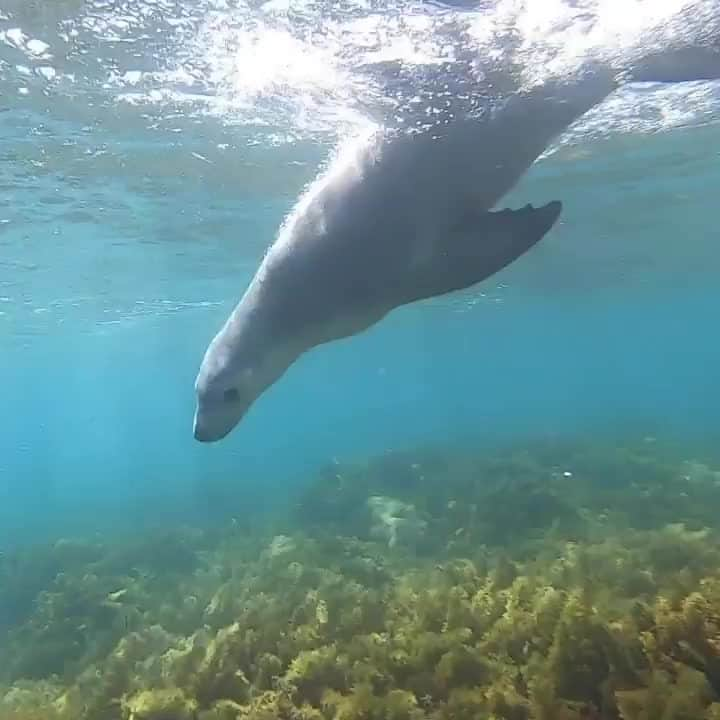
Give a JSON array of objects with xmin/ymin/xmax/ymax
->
[{"xmin": 193, "ymin": 37, "xmax": 720, "ymax": 442}]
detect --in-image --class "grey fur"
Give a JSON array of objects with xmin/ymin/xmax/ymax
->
[{"xmin": 193, "ymin": 42, "xmax": 720, "ymax": 442}]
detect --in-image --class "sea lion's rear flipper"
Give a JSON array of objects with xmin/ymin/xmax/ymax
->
[
  {"xmin": 630, "ymin": 46, "xmax": 720, "ymax": 83},
  {"xmin": 625, "ymin": 2, "xmax": 720, "ymax": 84},
  {"xmin": 398, "ymin": 200, "xmax": 562, "ymax": 306}
]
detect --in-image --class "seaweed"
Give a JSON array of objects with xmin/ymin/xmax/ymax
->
[{"xmin": 3, "ymin": 440, "xmax": 720, "ymax": 719}]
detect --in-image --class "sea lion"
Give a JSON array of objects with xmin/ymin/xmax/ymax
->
[{"xmin": 193, "ymin": 38, "xmax": 720, "ymax": 442}]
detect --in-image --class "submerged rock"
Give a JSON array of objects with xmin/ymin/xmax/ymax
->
[
  {"xmin": 367, "ymin": 495, "xmax": 427, "ymax": 548},
  {"xmin": 265, "ymin": 534, "xmax": 296, "ymax": 558}
]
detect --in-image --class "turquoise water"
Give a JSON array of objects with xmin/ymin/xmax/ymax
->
[
  {"xmin": 1, "ymin": 0, "xmax": 720, "ymax": 547},
  {"xmin": 6, "ymin": 4, "xmax": 720, "ymax": 718}
]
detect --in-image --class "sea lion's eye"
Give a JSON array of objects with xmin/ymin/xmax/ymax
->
[{"xmin": 223, "ymin": 388, "xmax": 240, "ymax": 403}]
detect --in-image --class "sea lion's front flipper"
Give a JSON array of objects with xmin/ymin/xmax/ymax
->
[{"xmin": 398, "ymin": 200, "xmax": 562, "ymax": 306}]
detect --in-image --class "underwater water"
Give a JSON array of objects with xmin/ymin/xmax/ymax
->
[{"xmin": 3, "ymin": 0, "xmax": 720, "ymax": 718}]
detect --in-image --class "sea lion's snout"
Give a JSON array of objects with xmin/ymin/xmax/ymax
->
[
  {"xmin": 192, "ymin": 406, "xmax": 242, "ymax": 443},
  {"xmin": 192, "ymin": 415, "xmax": 216, "ymax": 442},
  {"xmin": 192, "ymin": 410, "xmax": 214, "ymax": 442}
]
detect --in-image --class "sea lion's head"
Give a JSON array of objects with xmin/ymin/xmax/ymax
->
[
  {"xmin": 192, "ymin": 305, "xmax": 297, "ymax": 442},
  {"xmin": 192, "ymin": 346, "xmax": 256, "ymax": 442}
]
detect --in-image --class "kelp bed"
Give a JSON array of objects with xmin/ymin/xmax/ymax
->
[{"xmin": 3, "ymin": 440, "xmax": 720, "ymax": 720}]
